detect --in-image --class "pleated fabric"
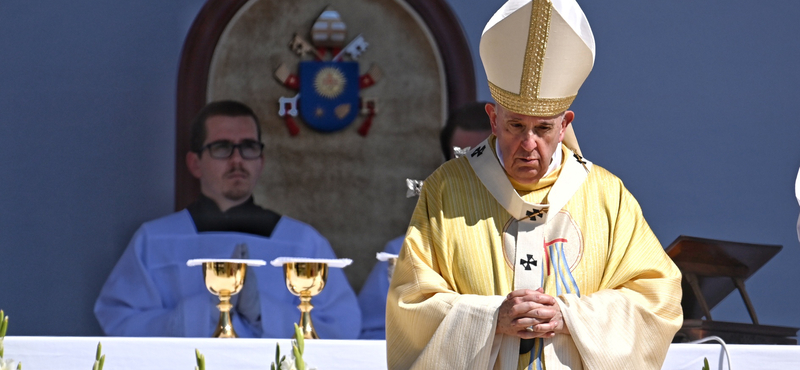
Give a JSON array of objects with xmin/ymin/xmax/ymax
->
[{"xmin": 386, "ymin": 140, "xmax": 682, "ymax": 370}]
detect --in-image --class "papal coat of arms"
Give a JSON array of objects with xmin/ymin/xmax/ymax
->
[{"xmin": 274, "ymin": 7, "xmax": 381, "ymax": 136}]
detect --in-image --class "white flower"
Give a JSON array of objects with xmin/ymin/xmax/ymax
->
[
  {"xmin": 280, "ymin": 357, "xmax": 296, "ymax": 370},
  {"xmin": 0, "ymin": 357, "xmax": 17, "ymax": 370}
]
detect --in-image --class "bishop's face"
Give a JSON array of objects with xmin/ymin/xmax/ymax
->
[{"xmin": 486, "ymin": 103, "xmax": 572, "ymax": 184}]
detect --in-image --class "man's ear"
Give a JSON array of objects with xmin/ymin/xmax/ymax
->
[
  {"xmin": 186, "ymin": 151, "xmax": 202, "ymax": 179},
  {"xmin": 562, "ymin": 111, "xmax": 575, "ymax": 128},
  {"xmin": 559, "ymin": 110, "xmax": 575, "ymax": 141},
  {"xmin": 485, "ymin": 103, "xmax": 498, "ymax": 135},
  {"xmin": 560, "ymin": 110, "xmax": 583, "ymax": 156}
]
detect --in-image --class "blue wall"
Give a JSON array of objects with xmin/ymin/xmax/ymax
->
[{"xmin": 0, "ymin": 0, "xmax": 798, "ymax": 336}]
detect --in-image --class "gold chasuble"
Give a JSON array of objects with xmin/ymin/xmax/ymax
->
[{"xmin": 386, "ymin": 136, "xmax": 683, "ymax": 370}]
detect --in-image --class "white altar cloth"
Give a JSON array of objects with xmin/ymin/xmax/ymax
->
[
  {"xmin": 4, "ymin": 337, "xmax": 799, "ymax": 369},
  {"xmin": 662, "ymin": 343, "xmax": 799, "ymax": 369},
  {"xmin": 4, "ymin": 337, "xmax": 385, "ymax": 370}
]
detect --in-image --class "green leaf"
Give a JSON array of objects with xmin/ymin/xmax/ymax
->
[
  {"xmin": 293, "ymin": 344, "xmax": 304, "ymax": 370},
  {"xmin": 16, "ymin": 362, "xmax": 22, "ymax": 370},
  {"xmin": 271, "ymin": 363, "xmax": 276, "ymax": 370},
  {"xmin": 90, "ymin": 342, "xmax": 104, "ymax": 370},
  {"xmin": 294, "ymin": 323, "xmax": 304, "ymax": 355},
  {"xmin": 702, "ymin": 357, "xmax": 709, "ymax": 370},
  {"xmin": 275, "ymin": 342, "xmax": 281, "ymax": 368},
  {"xmin": 0, "ymin": 317, "xmax": 6, "ymax": 357},
  {"xmin": 0, "ymin": 315, "xmax": 8, "ymax": 338},
  {"xmin": 195, "ymin": 349, "xmax": 206, "ymax": 370}
]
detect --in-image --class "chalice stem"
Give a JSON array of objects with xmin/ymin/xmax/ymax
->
[
  {"xmin": 213, "ymin": 295, "xmax": 238, "ymax": 338},
  {"xmin": 298, "ymin": 296, "xmax": 319, "ymax": 339}
]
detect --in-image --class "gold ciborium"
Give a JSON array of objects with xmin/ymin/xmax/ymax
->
[
  {"xmin": 284, "ymin": 262, "xmax": 328, "ymax": 339},
  {"xmin": 203, "ymin": 261, "xmax": 246, "ymax": 338}
]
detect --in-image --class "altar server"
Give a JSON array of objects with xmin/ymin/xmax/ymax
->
[{"xmin": 95, "ymin": 100, "xmax": 361, "ymax": 339}]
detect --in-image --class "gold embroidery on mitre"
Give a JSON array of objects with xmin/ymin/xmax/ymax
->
[
  {"xmin": 490, "ymin": 82, "xmax": 576, "ymax": 117},
  {"xmin": 490, "ymin": 0, "xmax": 576, "ymax": 116},
  {"xmin": 521, "ymin": 0, "xmax": 551, "ymax": 101}
]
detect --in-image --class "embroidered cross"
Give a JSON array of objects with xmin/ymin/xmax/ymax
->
[
  {"xmin": 471, "ymin": 145, "xmax": 486, "ymax": 157},
  {"xmin": 573, "ymin": 152, "xmax": 587, "ymax": 165},
  {"xmin": 526, "ymin": 208, "xmax": 546, "ymax": 221},
  {"xmin": 520, "ymin": 254, "xmax": 537, "ymax": 270}
]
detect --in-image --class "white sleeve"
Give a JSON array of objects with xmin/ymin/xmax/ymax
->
[{"xmin": 795, "ymin": 167, "xmax": 800, "ymax": 242}]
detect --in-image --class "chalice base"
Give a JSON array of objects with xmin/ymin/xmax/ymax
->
[
  {"xmin": 213, "ymin": 301, "xmax": 238, "ymax": 338},
  {"xmin": 299, "ymin": 310, "xmax": 319, "ymax": 339}
]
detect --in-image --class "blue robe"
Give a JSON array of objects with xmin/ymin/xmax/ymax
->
[
  {"xmin": 357, "ymin": 235, "xmax": 403, "ymax": 339},
  {"xmin": 94, "ymin": 210, "xmax": 361, "ymax": 339}
]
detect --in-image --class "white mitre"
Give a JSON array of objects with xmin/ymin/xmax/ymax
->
[
  {"xmin": 480, "ymin": 0, "xmax": 594, "ymax": 155},
  {"xmin": 481, "ymin": 0, "xmax": 594, "ymax": 116}
]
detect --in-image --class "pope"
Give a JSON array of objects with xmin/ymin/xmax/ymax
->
[{"xmin": 386, "ymin": 1, "xmax": 683, "ymax": 369}]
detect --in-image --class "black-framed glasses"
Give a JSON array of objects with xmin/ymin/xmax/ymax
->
[{"xmin": 199, "ymin": 140, "xmax": 264, "ymax": 159}]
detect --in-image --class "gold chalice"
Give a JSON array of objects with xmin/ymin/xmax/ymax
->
[
  {"xmin": 284, "ymin": 262, "xmax": 328, "ymax": 339},
  {"xmin": 204, "ymin": 261, "xmax": 246, "ymax": 338},
  {"xmin": 187, "ymin": 258, "xmax": 266, "ymax": 338}
]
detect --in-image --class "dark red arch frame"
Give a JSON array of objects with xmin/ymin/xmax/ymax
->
[{"xmin": 175, "ymin": 0, "xmax": 477, "ymax": 210}]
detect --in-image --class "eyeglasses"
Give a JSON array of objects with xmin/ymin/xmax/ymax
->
[{"xmin": 198, "ymin": 140, "xmax": 264, "ymax": 159}]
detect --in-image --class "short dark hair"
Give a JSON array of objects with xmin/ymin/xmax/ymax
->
[
  {"xmin": 189, "ymin": 100, "xmax": 262, "ymax": 154},
  {"xmin": 440, "ymin": 101, "xmax": 492, "ymax": 160}
]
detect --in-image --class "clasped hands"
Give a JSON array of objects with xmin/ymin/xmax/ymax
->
[
  {"xmin": 230, "ymin": 244, "xmax": 262, "ymax": 330},
  {"xmin": 496, "ymin": 288, "xmax": 569, "ymax": 339}
]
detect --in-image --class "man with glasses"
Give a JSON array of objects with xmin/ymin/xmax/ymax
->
[{"xmin": 94, "ymin": 100, "xmax": 361, "ymax": 339}]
